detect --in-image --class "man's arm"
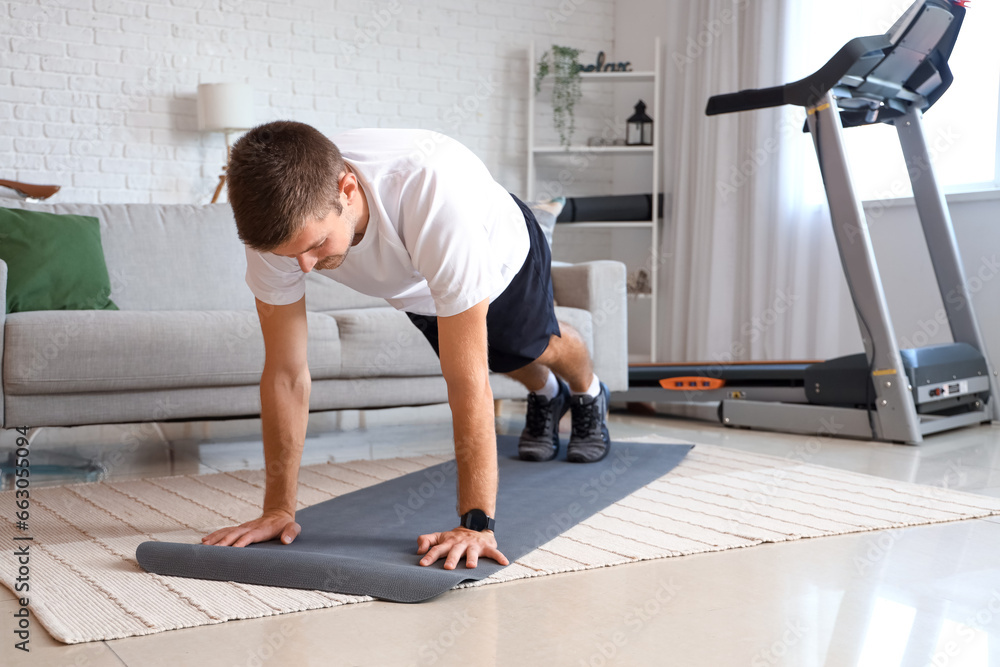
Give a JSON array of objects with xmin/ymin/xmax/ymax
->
[
  {"xmin": 202, "ymin": 296, "xmax": 310, "ymax": 547},
  {"xmin": 416, "ymin": 298, "xmax": 509, "ymax": 570}
]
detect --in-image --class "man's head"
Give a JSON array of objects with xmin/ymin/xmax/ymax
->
[{"xmin": 228, "ymin": 120, "xmax": 366, "ymax": 272}]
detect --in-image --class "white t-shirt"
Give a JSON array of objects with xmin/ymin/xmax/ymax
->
[{"xmin": 244, "ymin": 128, "xmax": 529, "ymax": 317}]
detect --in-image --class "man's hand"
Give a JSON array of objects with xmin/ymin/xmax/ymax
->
[
  {"xmin": 201, "ymin": 509, "xmax": 301, "ymax": 548},
  {"xmin": 417, "ymin": 527, "xmax": 509, "ymax": 569}
]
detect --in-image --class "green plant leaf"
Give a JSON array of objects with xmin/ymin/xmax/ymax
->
[{"xmin": 535, "ymin": 44, "xmax": 582, "ymax": 147}]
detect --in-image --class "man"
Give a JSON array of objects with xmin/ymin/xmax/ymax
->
[{"xmin": 202, "ymin": 121, "xmax": 611, "ymax": 570}]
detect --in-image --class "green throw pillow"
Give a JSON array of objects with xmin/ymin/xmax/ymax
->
[{"xmin": 0, "ymin": 207, "xmax": 119, "ymax": 314}]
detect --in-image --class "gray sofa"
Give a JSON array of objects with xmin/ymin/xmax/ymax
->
[{"xmin": 0, "ymin": 202, "xmax": 627, "ymax": 429}]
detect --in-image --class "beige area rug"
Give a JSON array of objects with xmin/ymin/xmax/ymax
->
[{"xmin": 4, "ymin": 436, "xmax": 1000, "ymax": 644}]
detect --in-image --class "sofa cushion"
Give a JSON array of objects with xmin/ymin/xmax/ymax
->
[
  {"xmin": 305, "ymin": 271, "xmax": 388, "ymax": 311},
  {"xmin": 4, "ymin": 310, "xmax": 341, "ymax": 395},
  {"xmin": 4, "ymin": 201, "xmax": 395, "ymax": 314},
  {"xmin": 527, "ymin": 197, "xmax": 565, "ymax": 249},
  {"xmin": 2, "ymin": 202, "xmax": 255, "ymax": 312},
  {"xmin": 329, "ymin": 305, "xmax": 594, "ymax": 379},
  {"xmin": 329, "ymin": 308, "xmax": 441, "ymax": 378},
  {"xmin": 0, "ymin": 207, "xmax": 119, "ymax": 314}
]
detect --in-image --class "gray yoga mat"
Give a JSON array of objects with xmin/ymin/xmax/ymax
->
[{"xmin": 136, "ymin": 435, "xmax": 692, "ymax": 603}]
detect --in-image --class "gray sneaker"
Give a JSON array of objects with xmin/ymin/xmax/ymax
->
[
  {"xmin": 518, "ymin": 379, "xmax": 571, "ymax": 462},
  {"xmin": 567, "ymin": 381, "xmax": 611, "ymax": 463}
]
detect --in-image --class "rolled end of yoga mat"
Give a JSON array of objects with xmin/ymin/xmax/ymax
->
[{"xmin": 136, "ymin": 541, "xmax": 465, "ymax": 603}]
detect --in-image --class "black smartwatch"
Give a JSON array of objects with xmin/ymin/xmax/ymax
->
[{"xmin": 460, "ymin": 509, "xmax": 496, "ymax": 532}]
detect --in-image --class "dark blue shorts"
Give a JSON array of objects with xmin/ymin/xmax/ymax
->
[{"xmin": 406, "ymin": 193, "xmax": 561, "ymax": 373}]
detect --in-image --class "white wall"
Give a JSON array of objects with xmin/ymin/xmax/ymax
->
[
  {"xmin": 0, "ymin": 0, "xmax": 616, "ymax": 204},
  {"xmin": 867, "ymin": 193, "xmax": 1000, "ymax": 371}
]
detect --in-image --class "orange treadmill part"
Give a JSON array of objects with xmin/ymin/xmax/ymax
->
[{"xmin": 658, "ymin": 377, "xmax": 727, "ymax": 391}]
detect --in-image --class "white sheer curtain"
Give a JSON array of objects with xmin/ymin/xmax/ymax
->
[{"xmin": 659, "ymin": 0, "xmax": 860, "ymax": 363}]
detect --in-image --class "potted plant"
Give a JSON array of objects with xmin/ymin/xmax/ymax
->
[{"xmin": 535, "ymin": 45, "xmax": 582, "ymax": 148}]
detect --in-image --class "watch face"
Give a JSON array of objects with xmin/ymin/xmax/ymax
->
[{"xmin": 464, "ymin": 509, "xmax": 489, "ymax": 531}]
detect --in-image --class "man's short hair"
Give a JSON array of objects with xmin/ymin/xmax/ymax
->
[{"xmin": 228, "ymin": 120, "xmax": 347, "ymax": 252}]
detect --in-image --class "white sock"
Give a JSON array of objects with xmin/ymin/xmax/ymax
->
[
  {"xmin": 532, "ymin": 370, "xmax": 560, "ymax": 400},
  {"xmin": 572, "ymin": 374, "xmax": 601, "ymax": 398}
]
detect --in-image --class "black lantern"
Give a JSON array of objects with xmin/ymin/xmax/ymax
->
[{"xmin": 626, "ymin": 100, "xmax": 653, "ymax": 146}]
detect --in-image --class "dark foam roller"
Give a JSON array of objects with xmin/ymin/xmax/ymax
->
[
  {"xmin": 556, "ymin": 193, "xmax": 665, "ymax": 223},
  {"xmin": 136, "ymin": 435, "xmax": 692, "ymax": 603}
]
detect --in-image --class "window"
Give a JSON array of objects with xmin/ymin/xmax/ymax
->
[{"xmin": 796, "ymin": 0, "xmax": 1000, "ymax": 201}]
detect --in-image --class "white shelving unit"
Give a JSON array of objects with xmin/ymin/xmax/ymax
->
[{"xmin": 526, "ymin": 38, "xmax": 662, "ymax": 362}]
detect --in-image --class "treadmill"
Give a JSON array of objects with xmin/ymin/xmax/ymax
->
[{"xmin": 626, "ymin": 0, "xmax": 999, "ymax": 444}]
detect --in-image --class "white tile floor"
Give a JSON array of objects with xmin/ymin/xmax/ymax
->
[{"xmin": 4, "ymin": 404, "xmax": 1000, "ymax": 666}]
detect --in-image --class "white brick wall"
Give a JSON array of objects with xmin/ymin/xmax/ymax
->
[{"xmin": 0, "ymin": 0, "xmax": 617, "ymax": 204}]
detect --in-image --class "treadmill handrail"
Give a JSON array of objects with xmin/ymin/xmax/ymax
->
[{"xmin": 706, "ymin": 34, "xmax": 893, "ymax": 116}]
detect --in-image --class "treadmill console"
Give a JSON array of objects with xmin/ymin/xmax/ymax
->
[{"xmin": 705, "ymin": 0, "xmax": 968, "ymax": 127}]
